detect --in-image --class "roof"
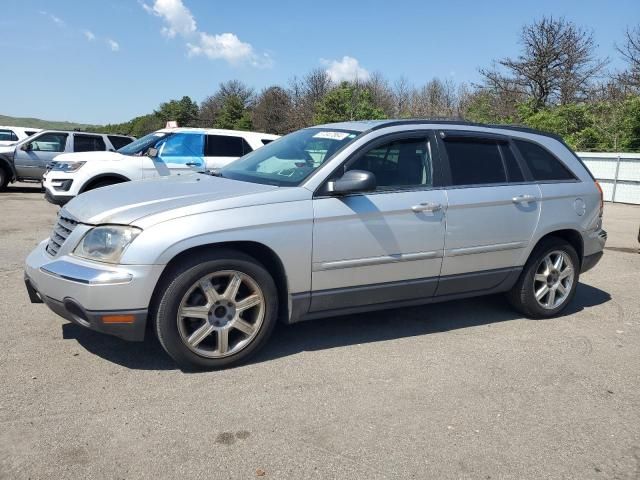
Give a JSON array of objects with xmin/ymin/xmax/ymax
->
[
  {"xmin": 157, "ymin": 127, "xmax": 279, "ymax": 138},
  {"xmin": 313, "ymin": 119, "xmax": 564, "ymax": 142}
]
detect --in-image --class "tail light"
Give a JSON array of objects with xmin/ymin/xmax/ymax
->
[{"xmin": 595, "ymin": 181, "xmax": 604, "ymax": 218}]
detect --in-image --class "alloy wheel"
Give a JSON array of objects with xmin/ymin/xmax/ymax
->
[{"xmin": 533, "ymin": 250, "xmax": 575, "ymax": 310}]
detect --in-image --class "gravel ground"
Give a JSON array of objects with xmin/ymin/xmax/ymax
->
[{"xmin": 1, "ymin": 184, "xmax": 639, "ymax": 479}]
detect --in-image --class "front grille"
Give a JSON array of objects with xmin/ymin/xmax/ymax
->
[{"xmin": 46, "ymin": 212, "xmax": 79, "ymax": 256}]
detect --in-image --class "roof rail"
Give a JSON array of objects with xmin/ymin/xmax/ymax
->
[{"xmin": 366, "ymin": 118, "xmax": 564, "ymax": 142}]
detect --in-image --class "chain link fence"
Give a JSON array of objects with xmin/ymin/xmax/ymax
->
[{"xmin": 578, "ymin": 152, "xmax": 640, "ymax": 204}]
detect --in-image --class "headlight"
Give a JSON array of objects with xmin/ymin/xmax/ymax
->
[
  {"xmin": 73, "ymin": 226, "xmax": 141, "ymax": 263},
  {"xmin": 52, "ymin": 161, "xmax": 86, "ymax": 172}
]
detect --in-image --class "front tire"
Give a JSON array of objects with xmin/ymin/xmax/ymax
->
[
  {"xmin": 507, "ymin": 237, "xmax": 580, "ymax": 318},
  {"xmin": 0, "ymin": 166, "xmax": 9, "ymax": 191},
  {"xmin": 153, "ymin": 250, "xmax": 278, "ymax": 370}
]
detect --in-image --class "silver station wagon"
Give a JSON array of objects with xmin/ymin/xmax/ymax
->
[{"xmin": 25, "ymin": 120, "xmax": 607, "ymax": 370}]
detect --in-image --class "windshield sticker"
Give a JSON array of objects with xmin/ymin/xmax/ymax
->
[{"xmin": 312, "ymin": 131, "xmax": 351, "ymax": 141}]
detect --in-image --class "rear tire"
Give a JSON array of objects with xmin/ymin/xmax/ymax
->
[
  {"xmin": 153, "ymin": 249, "xmax": 278, "ymax": 370},
  {"xmin": 0, "ymin": 166, "xmax": 9, "ymax": 191},
  {"xmin": 507, "ymin": 237, "xmax": 580, "ymax": 318}
]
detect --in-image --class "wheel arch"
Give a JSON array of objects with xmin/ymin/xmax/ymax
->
[
  {"xmin": 0, "ymin": 155, "xmax": 16, "ymax": 180},
  {"xmin": 529, "ymin": 229, "xmax": 584, "ymax": 266},
  {"xmin": 80, "ymin": 173, "xmax": 130, "ymax": 193},
  {"xmin": 149, "ymin": 241, "xmax": 290, "ymax": 323}
]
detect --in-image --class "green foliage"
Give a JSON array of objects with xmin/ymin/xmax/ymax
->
[
  {"xmin": 155, "ymin": 96, "xmax": 199, "ymax": 127},
  {"xmin": 213, "ymin": 95, "xmax": 253, "ymax": 130},
  {"xmin": 314, "ymin": 82, "xmax": 387, "ymax": 124}
]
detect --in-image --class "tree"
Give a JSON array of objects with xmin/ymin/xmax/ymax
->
[
  {"xmin": 155, "ymin": 96, "xmax": 199, "ymax": 127},
  {"xmin": 365, "ymin": 72, "xmax": 395, "ymax": 117},
  {"xmin": 393, "ymin": 76, "xmax": 412, "ymax": 117},
  {"xmin": 616, "ymin": 25, "xmax": 640, "ymax": 90},
  {"xmin": 314, "ymin": 82, "xmax": 386, "ymax": 124},
  {"xmin": 288, "ymin": 68, "xmax": 333, "ymax": 129},
  {"xmin": 252, "ymin": 86, "xmax": 292, "ymax": 134},
  {"xmin": 214, "ymin": 95, "xmax": 252, "ymax": 130},
  {"xmin": 199, "ymin": 80, "xmax": 254, "ymax": 127},
  {"xmin": 409, "ymin": 78, "xmax": 458, "ymax": 118},
  {"xmin": 480, "ymin": 17, "xmax": 607, "ymax": 110}
]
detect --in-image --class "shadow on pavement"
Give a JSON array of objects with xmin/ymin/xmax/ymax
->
[
  {"xmin": 61, "ymin": 282, "xmax": 611, "ymax": 371},
  {"xmin": 2, "ymin": 185, "xmax": 43, "ymax": 194}
]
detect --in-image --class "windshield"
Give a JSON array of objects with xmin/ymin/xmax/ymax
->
[
  {"xmin": 220, "ymin": 128, "xmax": 359, "ymax": 186},
  {"xmin": 117, "ymin": 131, "xmax": 172, "ymax": 155}
]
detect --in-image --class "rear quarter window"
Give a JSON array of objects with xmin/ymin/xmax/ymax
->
[
  {"xmin": 514, "ymin": 139, "xmax": 575, "ymax": 181},
  {"xmin": 0, "ymin": 129, "xmax": 18, "ymax": 142},
  {"xmin": 108, "ymin": 135, "xmax": 134, "ymax": 150}
]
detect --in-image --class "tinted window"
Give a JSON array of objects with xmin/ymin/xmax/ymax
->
[
  {"xmin": 347, "ymin": 138, "xmax": 432, "ymax": 189},
  {"xmin": 74, "ymin": 134, "xmax": 106, "ymax": 152},
  {"xmin": 261, "ymin": 139, "xmax": 273, "ymax": 145},
  {"xmin": 444, "ymin": 140, "xmax": 506, "ymax": 186},
  {"xmin": 501, "ymin": 144, "xmax": 524, "ymax": 182},
  {"xmin": 514, "ymin": 140, "xmax": 575, "ymax": 181},
  {"xmin": 158, "ymin": 133, "xmax": 204, "ymax": 157},
  {"xmin": 108, "ymin": 135, "xmax": 134, "ymax": 150},
  {"xmin": 0, "ymin": 129, "xmax": 18, "ymax": 142},
  {"xmin": 25, "ymin": 130, "xmax": 38, "ymax": 136},
  {"xmin": 29, "ymin": 132, "xmax": 68, "ymax": 152},
  {"xmin": 206, "ymin": 135, "xmax": 246, "ymax": 157}
]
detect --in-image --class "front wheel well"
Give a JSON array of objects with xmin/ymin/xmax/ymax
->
[
  {"xmin": 150, "ymin": 241, "xmax": 289, "ymax": 323},
  {"xmin": 80, "ymin": 174, "xmax": 129, "ymax": 193},
  {"xmin": 531, "ymin": 229, "xmax": 584, "ymax": 265}
]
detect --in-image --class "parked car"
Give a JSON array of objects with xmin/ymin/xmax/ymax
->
[
  {"xmin": 42, "ymin": 128, "xmax": 279, "ymax": 205},
  {"xmin": 24, "ymin": 120, "xmax": 607, "ymax": 370},
  {"xmin": 0, "ymin": 126, "xmax": 42, "ymax": 146},
  {"xmin": 0, "ymin": 130, "xmax": 134, "ymax": 190}
]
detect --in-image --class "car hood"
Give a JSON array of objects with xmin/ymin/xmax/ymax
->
[
  {"xmin": 53, "ymin": 151, "xmax": 126, "ymax": 162},
  {"xmin": 63, "ymin": 174, "xmax": 310, "ymax": 226}
]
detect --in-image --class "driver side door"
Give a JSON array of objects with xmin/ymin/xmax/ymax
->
[
  {"xmin": 310, "ymin": 132, "xmax": 447, "ymax": 313},
  {"xmin": 143, "ymin": 132, "xmax": 205, "ymax": 178},
  {"xmin": 14, "ymin": 132, "xmax": 69, "ymax": 180}
]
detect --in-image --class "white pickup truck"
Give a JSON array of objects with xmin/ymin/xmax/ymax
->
[{"xmin": 43, "ymin": 127, "xmax": 279, "ymax": 205}]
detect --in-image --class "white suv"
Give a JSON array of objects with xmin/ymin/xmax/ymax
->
[
  {"xmin": 43, "ymin": 128, "xmax": 279, "ymax": 205},
  {"xmin": 0, "ymin": 126, "xmax": 42, "ymax": 146}
]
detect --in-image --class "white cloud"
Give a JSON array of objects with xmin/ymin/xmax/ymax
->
[
  {"xmin": 39, "ymin": 11, "xmax": 65, "ymax": 27},
  {"xmin": 322, "ymin": 56, "xmax": 370, "ymax": 82},
  {"xmin": 142, "ymin": 0, "xmax": 196, "ymax": 38},
  {"xmin": 107, "ymin": 39, "xmax": 120, "ymax": 51},
  {"xmin": 83, "ymin": 30, "xmax": 96, "ymax": 41},
  {"xmin": 142, "ymin": 0, "xmax": 268, "ymax": 67}
]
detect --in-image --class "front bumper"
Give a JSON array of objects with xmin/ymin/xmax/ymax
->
[
  {"xmin": 44, "ymin": 188, "xmax": 72, "ymax": 206},
  {"xmin": 24, "ymin": 240, "xmax": 165, "ymax": 341}
]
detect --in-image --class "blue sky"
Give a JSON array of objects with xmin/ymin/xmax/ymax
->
[{"xmin": 1, "ymin": 0, "xmax": 638, "ymax": 124}]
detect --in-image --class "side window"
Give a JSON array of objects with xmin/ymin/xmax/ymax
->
[
  {"xmin": 261, "ymin": 139, "xmax": 273, "ymax": 145},
  {"xmin": 74, "ymin": 134, "xmax": 106, "ymax": 152},
  {"xmin": 500, "ymin": 144, "xmax": 524, "ymax": 182},
  {"xmin": 108, "ymin": 135, "xmax": 134, "ymax": 150},
  {"xmin": 205, "ymin": 135, "xmax": 244, "ymax": 157},
  {"xmin": 444, "ymin": 139, "xmax": 506, "ymax": 186},
  {"xmin": 347, "ymin": 137, "xmax": 432, "ymax": 190},
  {"xmin": 25, "ymin": 130, "xmax": 38, "ymax": 137},
  {"xmin": 0, "ymin": 129, "xmax": 18, "ymax": 142},
  {"xmin": 158, "ymin": 133, "xmax": 204, "ymax": 158},
  {"xmin": 29, "ymin": 133, "xmax": 68, "ymax": 152},
  {"xmin": 514, "ymin": 140, "xmax": 575, "ymax": 181}
]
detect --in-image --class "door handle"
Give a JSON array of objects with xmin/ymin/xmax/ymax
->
[
  {"xmin": 186, "ymin": 162, "xmax": 202, "ymax": 167},
  {"xmin": 512, "ymin": 194, "xmax": 536, "ymax": 204},
  {"xmin": 411, "ymin": 202, "xmax": 442, "ymax": 213}
]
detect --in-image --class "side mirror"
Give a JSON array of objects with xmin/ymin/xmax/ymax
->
[
  {"xmin": 147, "ymin": 147, "xmax": 159, "ymax": 158},
  {"xmin": 327, "ymin": 170, "xmax": 376, "ymax": 195},
  {"xmin": 21, "ymin": 143, "xmax": 32, "ymax": 152}
]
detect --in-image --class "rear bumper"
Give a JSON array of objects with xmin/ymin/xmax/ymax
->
[{"xmin": 581, "ymin": 251, "xmax": 604, "ymax": 274}]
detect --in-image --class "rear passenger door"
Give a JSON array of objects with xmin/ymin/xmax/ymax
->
[
  {"xmin": 204, "ymin": 134, "xmax": 253, "ymax": 169},
  {"xmin": 437, "ymin": 131, "xmax": 541, "ymax": 295}
]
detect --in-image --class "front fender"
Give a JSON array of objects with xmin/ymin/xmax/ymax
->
[{"xmin": 121, "ymin": 201, "xmax": 314, "ymax": 294}]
